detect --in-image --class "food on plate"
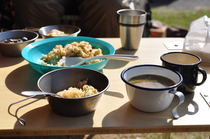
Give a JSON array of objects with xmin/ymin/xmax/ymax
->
[
  {"xmin": 41, "ymin": 41, "xmax": 103, "ymax": 66},
  {"xmin": 57, "ymin": 79, "xmax": 99, "ymax": 98},
  {"xmin": 129, "ymin": 74, "xmax": 175, "ymax": 88},
  {"xmin": 46, "ymin": 29, "xmax": 69, "ymax": 36}
]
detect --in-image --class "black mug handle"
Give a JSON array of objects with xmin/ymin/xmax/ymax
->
[{"xmin": 194, "ymin": 67, "xmax": 207, "ymax": 85}]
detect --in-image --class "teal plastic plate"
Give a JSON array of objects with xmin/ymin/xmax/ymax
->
[{"xmin": 22, "ymin": 36, "xmax": 115, "ymax": 74}]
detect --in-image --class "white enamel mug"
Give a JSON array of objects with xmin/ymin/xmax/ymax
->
[{"xmin": 121, "ymin": 64, "xmax": 185, "ymax": 119}]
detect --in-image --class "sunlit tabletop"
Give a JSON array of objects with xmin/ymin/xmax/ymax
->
[{"xmin": 1, "ymin": 37, "xmax": 210, "ymax": 137}]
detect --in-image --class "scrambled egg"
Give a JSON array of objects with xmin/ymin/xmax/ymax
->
[
  {"xmin": 41, "ymin": 41, "xmax": 103, "ymax": 66},
  {"xmin": 56, "ymin": 79, "xmax": 99, "ymax": 98}
]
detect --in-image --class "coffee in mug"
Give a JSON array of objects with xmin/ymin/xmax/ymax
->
[{"xmin": 160, "ymin": 52, "xmax": 207, "ymax": 95}]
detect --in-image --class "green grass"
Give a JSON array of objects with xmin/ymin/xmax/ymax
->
[
  {"xmin": 89, "ymin": 132, "xmax": 210, "ymax": 139},
  {"xmin": 151, "ymin": 8, "xmax": 210, "ymax": 29}
]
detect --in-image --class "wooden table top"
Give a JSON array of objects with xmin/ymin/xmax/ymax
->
[{"xmin": 1, "ymin": 37, "xmax": 210, "ymax": 137}]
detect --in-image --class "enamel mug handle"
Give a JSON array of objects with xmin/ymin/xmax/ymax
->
[{"xmin": 169, "ymin": 90, "xmax": 185, "ymax": 119}]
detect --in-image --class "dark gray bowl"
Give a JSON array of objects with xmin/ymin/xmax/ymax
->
[
  {"xmin": 38, "ymin": 25, "xmax": 81, "ymax": 39},
  {"xmin": 37, "ymin": 68, "xmax": 109, "ymax": 117},
  {"xmin": 0, "ymin": 30, "xmax": 39, "ymax": 57}
]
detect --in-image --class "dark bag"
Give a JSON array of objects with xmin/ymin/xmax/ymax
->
[{"xmin": 0, "ymin": 0, "xmax": 14, "ymax": 30}]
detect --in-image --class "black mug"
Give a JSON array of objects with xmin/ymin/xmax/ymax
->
[{"xmin": 160, "ymin": 52, "xmax": 207, "ymax": 95}]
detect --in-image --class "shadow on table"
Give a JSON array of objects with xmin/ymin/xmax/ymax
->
[
  {"xmin": 5, "ymin": 64, "xmax": 42, "ymax": 96},
  {"xmin": 12, "ymin": 104, "xmax": 94, "ymax": 129},
  {"xmin": 102, "ymin": 92, "xmax": 198, "ymax": 132},
  {"xmin": 102, "ymin": 101, "xmax": 174, "ymax": 130},
  {"xmin": 104, "ymin": 91, "xmax": 124, "ymax": 98},
  {"xmin": 0, "ymin": 54, "xmax": 24, "ymax": 67},
  {"xmin": 104, "ymin": 59, "xmax": 129, "ymax": 70},
  {"xmin": 169, "ymin": 92, "xmax": 199, "ymax": 118},
  {"xmin": 104, "ymin": 48, "xmax": 138, "ymax": 70},
  {"xmin": 115, "ymin": 47, "xmax": 137, "ymax": 55}
]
